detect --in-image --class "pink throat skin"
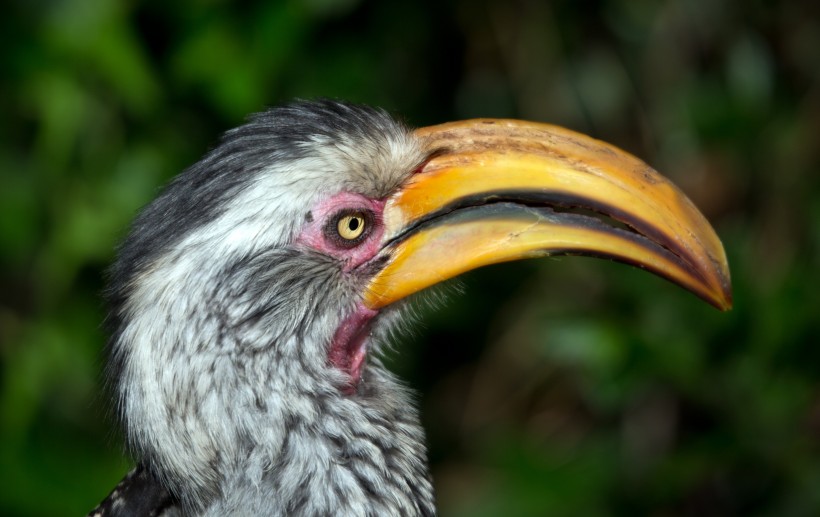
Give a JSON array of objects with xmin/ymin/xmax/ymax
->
[{"xmin": 329, "ymin": 305, "xmax": 379, "ymax": 394}]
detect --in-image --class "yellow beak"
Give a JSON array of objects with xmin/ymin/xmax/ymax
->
[{"xmin": 363, "ymin": 119, "xmax": 732, "ymax": 311}]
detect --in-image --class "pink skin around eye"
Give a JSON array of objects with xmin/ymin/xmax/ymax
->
[{"xmin": 295, "ymin": 192, "xmax": 386, "ymax": 270}]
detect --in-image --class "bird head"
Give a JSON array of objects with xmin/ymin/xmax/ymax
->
[{"xmin": 104, "ymin": 100, "xmax": 730, "ymax": 513}]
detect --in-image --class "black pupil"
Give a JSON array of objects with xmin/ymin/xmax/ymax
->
[{"xmin": 348, "ymin": 218, "xmax": 360, "ymax": 231}]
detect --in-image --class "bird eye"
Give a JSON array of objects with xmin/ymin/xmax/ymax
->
[
  {"xmin": 337, "ymin": 213, "xmax": 366, "ymax": 240},
  {"xmin": 324, "ymin": 210, "xmax": 374, "ymax": 248}
]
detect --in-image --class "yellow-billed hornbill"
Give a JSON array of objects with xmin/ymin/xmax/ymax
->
[{"xmin": 89, "ymin": 100, "xmax": 731, "ymax": 516}]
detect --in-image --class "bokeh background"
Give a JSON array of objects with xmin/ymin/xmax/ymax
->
[{"xmin": 2, "ymin": 0, "xmax": 819, "ymax": 515}]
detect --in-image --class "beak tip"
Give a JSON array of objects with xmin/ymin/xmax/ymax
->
[
  {"xmin": 708, "ymin": 276, "xmax": 733, "ymax": 312},
  {"xmin": 719, "ymin": 288, "xmax": 734, "ymax": 312}
]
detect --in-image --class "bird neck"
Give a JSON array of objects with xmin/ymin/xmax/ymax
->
[
  {"xmin": 113, "ymin": 263, "xmax": 436, "ymax": 514},
  {"xmin": 131, "ymin": 357, "xmax": 435, "ymax": 515},
  {"xmin": 198, "ymin": 365, "xmax": 436, "ymax": 515}
]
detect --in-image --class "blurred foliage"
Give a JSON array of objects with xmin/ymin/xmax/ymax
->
[{"xmin": 1, "ymin": 0, "xmax": 819, "ymax": 515}]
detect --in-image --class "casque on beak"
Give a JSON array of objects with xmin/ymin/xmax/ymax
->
[{"xmin": 363, "ymin": 119, "xmax": 732, "ymax": 312}]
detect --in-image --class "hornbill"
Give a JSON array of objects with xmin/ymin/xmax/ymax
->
[{"xmin": 89, "ymin": 100, "xmax": 731, "ymax": 516}]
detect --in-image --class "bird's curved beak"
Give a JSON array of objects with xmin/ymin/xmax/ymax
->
[{"xmin": 363, "ymin": 119, "xmax": 732, "ymax": 311}]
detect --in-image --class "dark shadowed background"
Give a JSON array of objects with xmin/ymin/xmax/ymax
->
[{"xmin": 2, "ymin": 0, "xmax": 819, "ymax": 515}]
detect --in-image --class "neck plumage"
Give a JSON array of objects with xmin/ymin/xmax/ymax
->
[
  {"xmin": 199, "ymin": 365, "xmax": 435, "ymax": 516},
  {"xmin": 109, "ymin": 243, "xmax": 435, "ymax": 514},
  {"xmin": 120, "ymin": 353, "xmax": 435, "ymax": 516}
]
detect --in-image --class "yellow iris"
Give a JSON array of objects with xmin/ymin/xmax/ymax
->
[{"xmin": 337, "ymin": 213, "xmax": 366, "ymax": 240}]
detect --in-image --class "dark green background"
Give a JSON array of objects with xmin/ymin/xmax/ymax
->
[{"xmin": 2, "ymin": 0, "xmax": 819, "ymax": 515}]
